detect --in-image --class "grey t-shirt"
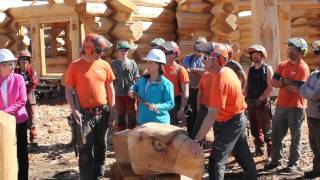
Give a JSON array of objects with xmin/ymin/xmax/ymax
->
[
  {"xmin": 111, "ymin": 59, "xmax": 140, "ymax": 96},
  {"xmin": 225, "ymin": 59, "xmax": 245, "ymax": 79}
]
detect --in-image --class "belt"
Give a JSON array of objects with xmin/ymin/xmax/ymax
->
[{"xmin": 81, "ymin": 105, "xmax": 109, "ymax": 114}]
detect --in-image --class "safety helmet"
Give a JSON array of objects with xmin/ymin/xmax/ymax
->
[
  {"xmin": 150, "ymin": 38, "xmax": 165, "ymax": 47},
  {"xmin": 209, "ymin": 43, "xmax": 229, "ymax": 66},
  {"xmin": 288, "ymin": 37, "xmax": 308, "ymax": 56},
  {"xmin": 224, "ymin": 43, "xmax": 233, "ymax": 55},
  {"xmin": 311, "ymin": 40, "xmax": 320, "ymax": 55},
  {"xmin": 160, "ymin": 41, "xmax": 180, "ymax": 56},
  {"xmin": 143, "ymin": 49, "xmax": 166, "ymax": 64},
  {"xmin": 248, "ymin": 44, "xmax": 268, "ymax": 59},
  {"xmin": 0, "ymin": 49, "xmax": 16, "ymax": 64},
  {"xmin": 82, "ymin": 34, "xmax": 113, "ymax": 54},
  {"xmin": 116, "ymin": 40, "xmax": 130, "ymax": 50}
]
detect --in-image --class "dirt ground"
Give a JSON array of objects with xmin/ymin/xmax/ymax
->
[{"xmin": 29, "ymin": 98, "xmax": 314, "ymax": 180}]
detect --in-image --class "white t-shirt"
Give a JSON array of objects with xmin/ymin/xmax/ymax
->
[{"xmin": 1, "ymin": 79, "xmax": 8, "ymax": 108}]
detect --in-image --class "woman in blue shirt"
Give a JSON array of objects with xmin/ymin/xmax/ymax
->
[{"xmin": 129, "ymin": 49, "xmax": 174, "ymax": 124}]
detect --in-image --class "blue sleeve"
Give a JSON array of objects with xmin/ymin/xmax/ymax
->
[
  {"xmin": 130, "ymin": 78, "xmax": 140, "ymax": 93},
  {"xmin": 182, "ymin": 56, "xmax": 190, "ymax": 68},
  {"xmin": 155, "ymin": 81, "xmax": 175, "ymax": 111}
]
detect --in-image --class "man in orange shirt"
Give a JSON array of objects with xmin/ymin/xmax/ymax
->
[
  {"xmin": 189, "ymin": 43, "xmax": 257, "ymax": 180},
  {"xmin": 265, "ymin": 37, "xmax": 310, "ymax": 173},
  {"xmin": 160, "ymin": 41, "xmax": 190, "ymax": 126},
  {"xmin": 65, "ymin": 34, "xmax": 115, "ymax": 180}
]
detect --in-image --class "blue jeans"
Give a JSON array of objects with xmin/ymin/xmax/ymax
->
[
  {"xmin": 209, "ymin": 113, "xmax": 257, "ymax": 180},
  {"xmin": 79, "ymin": 108, "xmax": 109, "ymax": 180}
]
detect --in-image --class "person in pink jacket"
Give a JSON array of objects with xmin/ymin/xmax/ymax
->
[{"xmin": 0, "ymin": 49, "xmax": 28, "ymax": 180}]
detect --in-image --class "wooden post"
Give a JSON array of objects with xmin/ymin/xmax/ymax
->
[
  {"xmin": 0, "ymin": 112, "xmax": 17, "ymax": 180},
  {"xmin": 278, "ymin": 3, "xmax": 291, "ymax": 61},
  {"xmin": 251, "ymin": 0, "xmax": 280, "ymax": 69}
]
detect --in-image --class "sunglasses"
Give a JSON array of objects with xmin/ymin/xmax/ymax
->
[
  {"xmin": 119, "ymin": 48, "xmax": 129, "ymax": 52},
  {"xmin": 18, "ymin": 56, "xmax": 31, "ymax": 61}
]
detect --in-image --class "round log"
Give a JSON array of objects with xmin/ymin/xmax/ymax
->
[
  {"xmin": 75, "ymin": 2, "xmax": 113, "ymax": 17},
  {"xmin": 110, "ymin": 21, "xmax": 144, "ymax": 42},
  {"xmin": 107, "ymin": 0, "xmax": 137, "ymax": 13},
  {"xmin": 177, "ymin": 2, "xmax": 212, "ymax": 13},
  {"xmin": 176, "ymin": 12, "xmax": 212, "ymax": 30},
  {"xmin": 131, "ymin": 0, "xmax": 176, "ymax": 9},
  {"xmin": 0, "ymin": 12, "xmax": 11, "ymax": 28},
  {"xmin": 141, "ymin": 21, "xmax": 176, "ymax": 33},
  {"xmin": 112, "ymin": 12, "xmax": 133, "ymax": 23},
  {"xmin": 136, "ymin": 32, "xmax": 177, "ymax": 43},
  {"xmin": 81, "ymin": 17, "xmax": 114, "ymax": 33},
  {"xmin": 133, "ymin": 6, "xmax": 176, "ymax": 23},
  {"xmin": 0, "ymin": 33, "xmax": 13, "ymax": 48}
]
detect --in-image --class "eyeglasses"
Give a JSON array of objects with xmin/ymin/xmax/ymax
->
[{"xmin": 18, "ymin": 56, "xmax": 31, "ymax": 62}]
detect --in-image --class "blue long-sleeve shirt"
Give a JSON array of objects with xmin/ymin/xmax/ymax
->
[{"xmin": 131, "ymin": 75, "xmax": 174, "ymax": 124}]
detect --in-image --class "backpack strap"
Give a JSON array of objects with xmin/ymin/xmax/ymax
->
[{"xmin": 176, "ymin": 64, "xmax": 182, "ymax": 94}]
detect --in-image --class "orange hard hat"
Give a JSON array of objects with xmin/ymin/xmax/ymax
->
[{"xmin": 82, "ymin": 34, "xmax": 113, "ymax": 53}]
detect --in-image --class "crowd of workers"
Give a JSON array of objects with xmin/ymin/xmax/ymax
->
[{"xmin": 1, "ymin": 33, "xmax": 320, "ymax": 180}]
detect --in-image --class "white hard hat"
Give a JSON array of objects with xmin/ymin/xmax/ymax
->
[
  {"xmin": 143, "ymin": 49, "xmax": 166, "ymax": 64},
  {"xmin": 0, "ymin": 49, "xmax": 16, "ymax": 63}
]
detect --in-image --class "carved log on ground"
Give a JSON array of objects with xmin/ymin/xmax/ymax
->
[
  {"xmin": 176, "ymin": 12, "xmax": 211, "ymax": 30},
  {"xmin": 141, "ymin": 21, "xmax": 176, "ymax": 33},
  {"xmin": 131, "ymin": 0, "xmax": 176, "ymax": 9},
  {"xmin": 177, "ymin": 2, "xmax": 212, "ymax": 13},
  {"xmin": 0, "ymin": 12, "xmax": 11, "ymax": 28},
  {"xmin": 133, "ymin": 6, "xmax": 176, "ymax": 23},
  {"xmin": 75, "ymin": 2, "xmax": 113, "ymax": 17},
  {"xmin": 0, "ymin": 112, "xmax": 17, "ymax": 180},
  {"xmin": 110, "ymin": 21, "xmax": 143, "ymax": 42},
  {"xmin": 107, "ymin": 0, "xmax": 137, "ymax": 13},
  {"xmin": 112, "ymin": 11, "xmax": 133, "ymax": 23},
  {"xmin": 81, "ymin": 17, "xmax": 114, "ymax": 33},
  {"xmin": 128, "ymin": 123, "xmax": 205, "ymax": 180}
]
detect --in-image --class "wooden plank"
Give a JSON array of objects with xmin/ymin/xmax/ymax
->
[
  {"xmin": 133, "ymin": 6, "xmax": 176, "ymax": 23},
  {"xmin": 176, "ymin": 12, "xmax": 211, "ymax": 30},
  {"xmin": 0, "ymin": 112, "xmax": 17, "ymax": 180},
  {"xmin": 108, "ymin": 0, "xmax": 137, "ymax": 13},
  {"xmin": 75, "ymin": 2, "xmax": 113, "ymax": 17},
  {"xmin": 177, "ymin": 2, "xmax": 212, "ymax": 13},
  {"xmin": 278, "ymin": 3, "xmax": 290, "ymax": 61},
  {"xmin": 8, "ymin": 4, "xmax": 77, "ymax": 20},
  {"xmin": 131, "ymin": 0, "xmax": 176, "ymax": 9},
  {"xmin": 70, "ymin": 16, "xmax": 80, "ymax": 63},
  {"xmin": 141, "ymin": 21, "xmax": 176, "ymax": 33}
]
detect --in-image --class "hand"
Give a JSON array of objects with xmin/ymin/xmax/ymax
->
[
  {"xmin": 128, "ymin": 91, "xmax": 136, "ymax": 99},
  {"xmin": 108, "ymin": 107, "xmax": 116, "ymax": 127},
  {"xmin": 283, "ymin": 78, "xmax": 294, "ymax": 86},
  {"xmin": 72, "ymin": 109, "xmax": 82, "ymax": 125},
  {"xmin": 188, "ymin": 141, "xmax": 201, "ymax": 157},
  {"xmin": 148, "ymin": 103, "xmax": 159, "ymax": 112}
]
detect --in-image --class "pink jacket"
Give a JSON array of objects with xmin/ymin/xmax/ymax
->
[{"xmin": 0, "ymin": 73, "xmax": 28, "ymax": 124}]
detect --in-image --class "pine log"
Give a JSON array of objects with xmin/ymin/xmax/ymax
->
[
  {"xmin": 211, "ymin": 2, "xmax": 235, "ymax": 14},
  {"xmin": 112, "ymin": 11, "xmax": 133, "ymax": 23},
  {"xmin": 110, "ymin": 21, "xmax": 143, "ymax": 42},
  {"xmin": 178, "ymin": 29, "xmax": 213, "ymax": 40},
  {"xmin": 176, "ymin": 0, "xmax": 203, "ymax": 4},
  {"xmin": 291, "ymin": 17, "xmax": 309, "ymax": 27},
  {"xmin": 112, "ymin": 130, "xmax": 131, "ymax": 166},
  {"xmin": 240, "ymin": 30, "xmax": 252, "ymax": 39},
  {"xmin": 81, "ymin": 17, "xmax": 114, "ymax": 33},
  {"xmin": 210, "ymin": 13, "xmax": 237, "ymax": 36},
  {"xmin": 133, "ymin": 43, "xmax": 152, "ymax": 62},
  {"xmin": 137, "ymin": 33, "xmax": 177, "ymax": 43},
  {"xmin": 142, "ymin": 21, "xmax": 176, "ymax": 33},
  {"xmin": 0, "ymin": 112, "xmax": 17, "ymax": 180},
  {"xmin": 178, "ymin": 40, "xmax": 194, "ymax": 61},
  {"xmin": 133, "ymin": 6, "xmax": 176, "ymax": 23},
  {"xmin": 75, "ymin": 2, "xmax": 113, "ymax": 17},
  {"xmin": 0, "ymin": 33, "xmax": 13, "ymax": 48},
  {"xmin": 108, "ymin": 0, "xmax": 137, "ymax": 13},
  {"xmin": 176, "ymin": 12, "xmax": 211, "ymax": 30},
  {"xmin": 291, "ymin": 26, "xmax": 319, "ymax": 37},
  {"xmin": 48, "ymin": 0, "xmax": 64, "ymax": 4},
  {"xmin": 131, "ymin": 0, "xmax": 176, "ymax": 9},
  {"xmin": 177, "ymin": 2, "xmax": 212, "ymax": 13},
  {"xmin": 0, "ymin": 12, "xmax": 11, "ymax": 28},
  {"xmin": 238, "ymin": 16, "xmax": 251, "ymax": 25},
  {"xmin": 128, "ymin": 123, "xmax": 204, "ymax": 180},
  {"xmin": 65, "ymin": 0, "xmax": 107, "ymax": 7}
]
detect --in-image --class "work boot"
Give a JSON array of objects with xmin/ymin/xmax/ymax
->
[
  {"xmin": 253, "ymin": 147, "xmax": 264, "ymax": 157},
  {"xmin": 281, "ymin": 165, "xmax": 298, "ymax": 174},
  {"xmin": 264, "ymin": 161, "xmax": 281, "ymax": 170}
]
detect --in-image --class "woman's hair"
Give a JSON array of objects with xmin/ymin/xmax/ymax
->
[{"xmin": 143, "ymin": 62, "xmax": 164, "ymax": 78}]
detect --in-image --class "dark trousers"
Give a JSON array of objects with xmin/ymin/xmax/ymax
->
[
  {"xmin": 169, "ymin": 96, "xmax": 181, "ymax": 126},
  {"xmin": 190, "ymin": 105, "xmax": 208, "ymax": 139},
  {"xmin": 307, "ymin": 117, "xmax": 320, "ymax": 172},
  {"xmin": 247, "ymin": 101, "xmax": 272, "ymax": 154},
  {"xmin": 79, "ymin": 109, "xmax": 109, "ymax": 180},
  {"xmin": 17, "ymin": 121, "xmax": 29, "ymax": 180},
  {"xmin": 209, "ymin": 114, "xmax": 257, "ymax": 180},
  {"xmin": 115, "ymin": 96, "xmax": 137, "ymax": 131},
  {"xmin": 186, "ymin": 88, "xmax": 198, "ymax": 136}
]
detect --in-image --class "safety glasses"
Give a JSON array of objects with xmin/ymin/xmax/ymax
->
[{"xmin": 18, "ymin": 56, "xmax": 31, "ymax": 62}]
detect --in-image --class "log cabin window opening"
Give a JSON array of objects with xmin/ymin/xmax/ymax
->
[{"xmin": 17, "ymin": 25, "xmax": 32, "ymax": 52}]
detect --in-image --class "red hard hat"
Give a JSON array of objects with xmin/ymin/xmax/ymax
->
[
  {"xmin": 209, "ymin": 43, "xmax": 229, "ymax": 66},
  {"xmin": 19, "ymin": 50, "xmax": 31, "ymax": 58},
  {"xmin": 82, "ymin": 34, "xmax": 113, "ymax": 53}
]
